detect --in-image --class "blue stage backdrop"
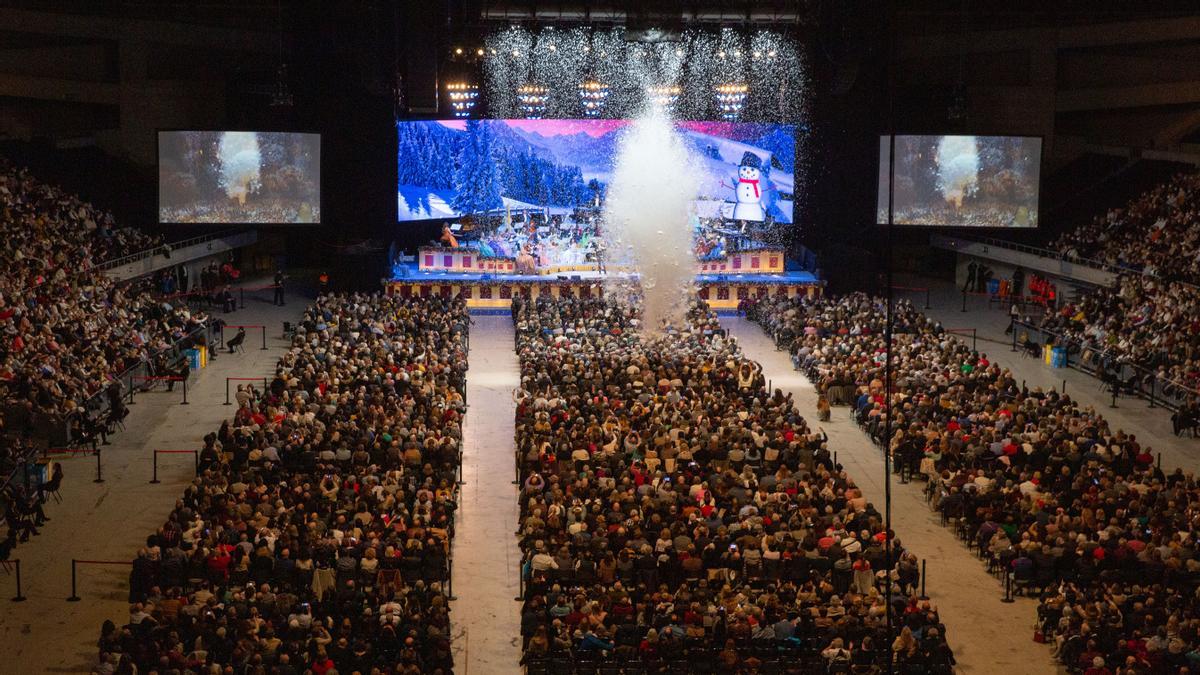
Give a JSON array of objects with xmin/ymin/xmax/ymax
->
[{"xmin": 396, "ymin": 119, "xmax": 795, "ymax": 224}]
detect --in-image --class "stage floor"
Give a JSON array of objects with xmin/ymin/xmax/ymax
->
[{"xmin": 390, "ymin": 261, "xmax": 818, "ymax": 285}]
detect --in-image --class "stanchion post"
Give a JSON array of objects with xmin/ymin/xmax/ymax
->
[
  {"xmin": 10, "ymin": 559, "xmax": 25, "ymax": 601},
  {"xmin": 1148, "ymin": 374, "xmax": 1156, "ymax": 409},
  {"xmin": 960, "ymin": 289, "xmax": 967, "ymax": 312},
  {"xmin": 127, "ymin": 373, "xmax": 136, "ymax": 405},
  {"xmin": 261, "ymin": 325, "xmax": 267, "ymax": 350},
  {"xmin": 194, "ymin": 450, "xmax": 200, "ymax": 475},
  {"xmin": 1011, "ymin": 326, "xmax": 1017, "ymax": 352},
  {"xmin": 920, "ymin": 559, "xmax": 927, "ymax": 599},
  {"xmin": 181, "ymin": 376, "xmax": 189, "ymax": 405},
  {"xmin": 225, "ymin": 378, "xmax": 231, "ymax": 405},
  {"xmin": 67, "ymin": 559, "xmax": 80, "ymax": 601},
  {"xmin": 94, "ymin": 449, "xmax": 104, "ymax": 483},
  {"xmin": 1000, "ymin": 567, "xmax": 1014, "ymax": 603},
  {"xmin": 150, "ymin": 451, "xmax": 159, "ymax": 484}
]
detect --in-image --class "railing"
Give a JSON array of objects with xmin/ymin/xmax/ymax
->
[
  {"xmin": 943, "ymin": 234, "xmax": 1200, "ymax": 292},
  {"xmin": 67, "ymin": 323, "xmax": 213, "ymax": 443},
  {"xmin": 1012, "ymin": 320, "xmax": 1200, "ymax": 412},
  {"xmin": 946, "ymin": 235, "xmax": 1121, "ymax": 274},
  {"xmin": 95, "ymin": 228, "xmax": 244, "ymax": 272}
]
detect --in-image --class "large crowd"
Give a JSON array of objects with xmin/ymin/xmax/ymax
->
[
  {"xmin": 750, "ymin": 292, "xmax": 1200, "ymax": 673},
  {"xmin": 514, "ymin": 296, "xmax": 955, "ymax": 673},
  {"xmin": 1040, "ymin": 171, "xmax": 1200, "ymax": 402},
  {"xmin": 0, "ymin": 159, "xmax": 208, "ymax": 422},
  {"xmin": 96, "ymin": 293, "xmax": 469, "ymax": 675}
]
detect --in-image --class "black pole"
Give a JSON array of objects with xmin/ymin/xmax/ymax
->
[
  {"xmin": 67, "ymin": 559, "xmax": 80, "ymax": 601},
  {"xmin": 127, "ymin": 373, "xmax": 136, "ymax": 405},
  {"xmin": 1148, "ymin": 374, "xmax": 1156, "ymax": 408},
  {"xmin": 150, "ymin": 451, "xmax": 159, "ymax": 484},
  {"xmin": 225, "ymin": 378, "xmax": 231, "ymax": 405},
  {"xmin": 94, "ymin": 449, "xmax": 104, "ymax": 484},
  {"xmin": 261, "ymin": 326, "xmax": 267, "ymax": 350},
  {"xmin": 1000, "ymin": 567, "xmax": 1014, "ymax": 603},
  {"xmin": 194, "ymin": 450, "xmax": 200, "ymax": 475},
  {"xmin": 1011, "ymin": 325, "xmax": 1018, "ymax": 352},
  {"xmin": 181, "ymin": 376, "xmax": 189, "ymax": 405},
  {"xmin": 960, "ymin": 289, "xmax": 967, "ymax": 312},
  {"xmin": 11, "ymin": 559, "xmax": 25, "ymax": 601},
  {"xmin": 883, "ymin": 135, "xmax": 896, "ymax": 671},
  {"xmin": 972, "ymin": 329, "xmax": 977, "ymax": 352},
  {"xmin": 920, "ymin": 559, "xmax": 927, "ymax": 599}
]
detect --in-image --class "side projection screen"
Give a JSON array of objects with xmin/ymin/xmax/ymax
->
[
  {"xmin": 159, "ymin": 131, "xmax": 321, "ymax": 224},
  {"xmin": 877, "ymin": 135, "xmax": 1041, "ymax": 228}
]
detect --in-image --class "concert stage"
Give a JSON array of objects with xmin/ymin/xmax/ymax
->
[{"xmin": 385, "ymin": 246, "xmax": 823, "ymax": 310}]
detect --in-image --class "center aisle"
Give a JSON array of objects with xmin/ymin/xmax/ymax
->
[
  {"xmin": 451, "ymin": 315, "xmax": 522, "ymax": 674},
  {"xmin": 723, "ymin": 316, "xmax": 1053, "ymax": 675}
]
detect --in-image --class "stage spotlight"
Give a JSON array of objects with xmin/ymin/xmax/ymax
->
[
  {"xmin": 579, "ymin": 80, "xmax": 610, "ymax": 118},
  {"xmin": 446, "ymin": 82, "xmax": 480, "ymax": 118},
  {"xmin": 714, "ymin": 83, "xmax": 749, "ymax": 122},
  {"xmin": 548, "ymin": 44, "xmax": 557, "ymax": 51},
  {"xmin": 476, "ymin": 48, "xmax": 485, "ymax": 56},
  {"xmin": 454, "ymin": 47, "xmax": 463, "ymax": 55},
  {"xmin": 517, "ymin": 83, "xmax": 548, "ymax": 119}
]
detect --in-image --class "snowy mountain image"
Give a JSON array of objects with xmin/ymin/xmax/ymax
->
[{"xmin": 397, "ymin": 119, "xmax": 795, "ymax": 223}]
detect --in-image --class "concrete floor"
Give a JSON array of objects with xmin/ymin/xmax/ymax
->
[
  {"xmin": 723, "ymin": 316, "xmax": 1055, "ymax": 675},
  {"xmin": 449, "ymin": 315, "xmax": 523, "ymax": 675},
  {"xmin": 0, "ymin": 282, "xmax": 302, "ymax": 675}
]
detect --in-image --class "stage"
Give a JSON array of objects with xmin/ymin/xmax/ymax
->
[{"xmin": 385, "ymin": 246, "xmax": 822, "ymax": 310}]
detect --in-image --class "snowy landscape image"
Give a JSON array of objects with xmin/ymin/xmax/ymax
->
[{"xmin": 396, "ymin": 119, "xmax": 795, "ymax": 223}]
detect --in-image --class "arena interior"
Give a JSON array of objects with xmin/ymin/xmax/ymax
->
[{"xmin": 2, "ymin": 3, "xmax": 1200, "ymax": 675}]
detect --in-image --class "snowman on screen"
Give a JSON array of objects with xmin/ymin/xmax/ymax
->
[{"xmin": 729, "ymin": 151, "xmax": 766, "ymax": 222}]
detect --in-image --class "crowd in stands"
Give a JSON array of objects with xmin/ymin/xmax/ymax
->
[
  {"xmin": 750, "ymin": 292, "xmax": 1200, "ymax": 673},
  {"xmin": 514, "ymin": 296, "xmax": 954, "ymax": 674},
  {"xmin": 1040, "ymin": 171, "xmax": 1200, "ymax": 404},
  {"xmin": 0, "ymin": 158, "xmax": 214, "ymax": 423},
  {"xmin": 96, "ymin": 293, "xmax": 469, "ymax": 675}
]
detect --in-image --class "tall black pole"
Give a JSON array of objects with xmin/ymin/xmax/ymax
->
[{"xmin": 883, "ymin": 9, "xmax": 897, "ymax": 672}]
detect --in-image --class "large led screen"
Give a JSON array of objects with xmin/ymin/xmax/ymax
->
[
  {"xmin": 159, "ymin": 131, "xmax": 321, "ymax": 224},
  {"xmin": 396, "ymin": 119, "xmax": 795, "ymax": 224},
  {"xmin": 877, "ymin": 134, "xmax": 1041, "ymax": 228}
]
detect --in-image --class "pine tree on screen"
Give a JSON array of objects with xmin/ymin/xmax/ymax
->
[{"xmin": 450, "ymin": 120, "xmax": 503, "ymax": 215}]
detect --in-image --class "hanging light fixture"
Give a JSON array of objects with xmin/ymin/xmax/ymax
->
[
  {"xmin": 714, "ymin": 83, "xmax": 749, "ymax": 121},
  {"xmin": 517, "ymin": 83, "xmax": 549, "ymax": 119},
  {"xmin": 578, "ymin": 80, "xmax": 610, "ymax": 118},
  {"xmin": 446, "ymin": 82, "xmax": 480, "ymax": 118}
]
